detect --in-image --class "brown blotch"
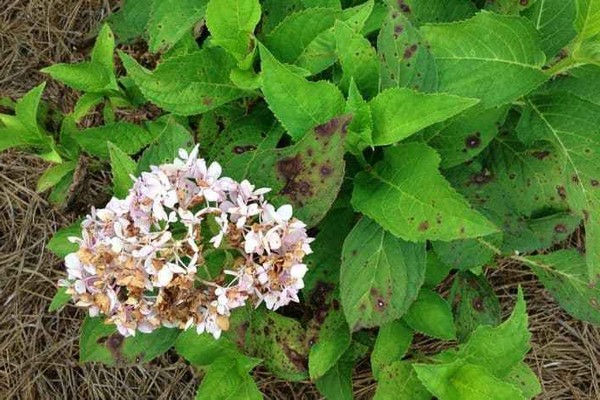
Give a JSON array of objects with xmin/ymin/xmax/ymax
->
[
  {"xmin": 282, "ymin": 344, "xmax": 308, "ymax": 371},
  {"xmin": 320, "ymin": 164, "xmax": 332, "ymax": 176},
  {"xmin": 572, "ymin": 175, "xmax": 579, "ymax": 183},
  {"xmin": 469, "ymin": 169, "xmax": 493, "ymax": 186},
  {"xmin": 232, "ymin": 145, "xmax": 256, "ymax": 154},
  {"xmin": 583, "ymin": 209, "xmax": 590, "ymax": 222},
  {"xmin": 202, "ymin": 97, "xmax": 213, "ymax": 106},
  {"xmin": 519, "ymin": 0, "xmax": 528, "ymax": 5},
  {"xmin": 397, "ymin": 0, "xmax": 411, "ymax": 12},
  {"xmin": 472, "ymin": 297, "xmax": 484, "ymax": 312},
  {"xmin": 554, "ymin": 224, "xmax": 567, "ymax": 233},
  {"xmin": 532, "ymin": 150, "xmax": 550, "ymax": 160},
  {"xmin": 315, "ymin": 116, "xmax": 346, "ymax": 137},
  {"xmin": 403, "ymin": 44, "xmax": 418, "ymax": 59},
  {"xmin": 591, "ymin": 179, "xmax": 599, "ymax": 187},
  {"xmin": 418, "ymin": 221, "xmax": 430, "ymax": 231},
  {"xmin": 556, "ymin": 185, "xmax": 567, "ymax": 200},
  {"xmin": 465, "ymin": 134, "xmax": 481, "ymax": 149},
  {"xmin": 307, "ymin": 148, "xmax": 314, "ymax": 157},
  {"xmin": 393, "ymin": 25, "xmax": 404, "ymax": 38}
]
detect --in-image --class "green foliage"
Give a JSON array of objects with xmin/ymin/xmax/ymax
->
[{"xmin": 26, "ymin": 0, "xmax": 600, "ymax": 396}]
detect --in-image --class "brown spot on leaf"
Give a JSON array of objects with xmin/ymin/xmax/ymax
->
[
  {"xmin": 520, "ymin": 0, "xmax": 528, "ymax": 5},
  {"xmin": 315, "ymin": 116, "xmax": 348, "ymax": 137},
  {"xmin": 532, "ymin": 150, "xmax": 550, "ymax": 160},
  {"xmin": 403, "ymin": 44, "xmax": 418, "ymax": 59},
  {"xmin": 572, "ymin": 175, "xmax": 579, "ymax": 183},
  {"xmin": 418, "ymin": 221, "xmax": 430, "ymax": 231},
  {"xmin": 469, "ymin": 169, "xmax": 493, "ymax": 186},
  {"xmin": 556, "ymin": 185, "xmax": 567, "ymax": 200},
  {"xmin": 472, "ymin": 297, "xmax": 484, "ymax": 312},
  {"xmin": 465, "ymin": 134, "xmax": 481, "ymax": 149},
  {"xmin": 397, "ymin": 0, "xmax": 411, "ymax": 12},
  {"xmin": 282, "ymin": 344, "xmax": 308, "ymax": 371},
  {"xmin": 202, "ymin": 97, "xmax": 213, "ymax": 106},
  {"xmin": 320, "ymin": 164, "xmax": 332, "ymax": 176},
  {"xmin": 554, "ymin": 224, "xmax": 567, "ymax": 233},
  {"xmin": 233, "ymin": 145, "xmax": 256, "ymax": 154},
  {"xmin": 591, "ymin": 179, "xmax": 599, "ymax": 187},
  {"xmin": 393, "ymin": 25, "xmax": 404, "ymax": 38}
]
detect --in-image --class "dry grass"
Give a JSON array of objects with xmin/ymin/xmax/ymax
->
[{"xmin": 0, "ymin": 1, "xmax": 598, "ymax": 399}]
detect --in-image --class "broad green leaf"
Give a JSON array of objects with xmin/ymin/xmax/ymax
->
[
  {"xmin": 506, "ymin": 362, "xmax": 542, "ymax": 399},
  {"xmin": 389, "ymin": 0, "xmax": 476, "ymax": 25},
  {"xmin": 229, "ymin": 113, "xmax": 349, "ymax": 227},
  {"xmin": 91, "ymin": 24, "xmax": 116, "ymax": 74},
  {"xmin": 41, "ymin": 62, "xmax": 113, "ymax": 93},
  {"xmin": 374, "ymin": 361, "xmax": 430, "ymax": 400},
  {"xmin": 519, "ymin": 85, "xmax": 600, "ymax": 283},
  {"xmin": 259, "ymin": 0, "xmax": 305, "ymax": 35},
  {"xmin": 48, "ymin": 287, "xmax": 71, "ymax": 312},
  {"xmin": 377, "ymin": 10, "xmax": 438, "ymax": 91},
  {"xmin": 414, "ymin": 360, "xmax": 526, "ymax": 400},
  {"xmin": 259, "ymin": 44, "xmax": 345, "ymax": 140},
  {"xmin": 48, "ymin": 172, "xmax": 75, "ymax": 205},
  {"xmin": 352, "ymin": 143, "xmax": 498, "ymax": 242},
  {"xmin": 575, "ymin": 0, "xmax": 600, "ymax": 41},
  {"xmin": 340, "ymin": 217, "xmax": 426, "ymax": 330},
  {"xmin": 147, "ymin": 0, "xmax": 207, "ymax": 52},
  {"xmin": 302, "ymin": 0, "xmax": 340, "ymax": 7},
  {"xmin": 137, "ymin": 118, "xmax": 194, "ymax": 173},
  {"xmin": 309, "ymin": 309, "xmax": 352, "ymax": 379},
  {"xmin": 246, "ymin": 310, "xmax": 309, "ymax": 381},
  {"xmin": 369, "ymin": 88, "xmax": 478, "ymax": 146},
  {"xmin": 195, "ymin": 356, "xmax": 262, "ymax": 400},
  {"xmin": 206, "ymin": 0, "xmax": 261, "ymax": 64},
  {"xmin": 334, "ymin": 20, "xmax": 379, "ymax": 98},
  {"xmin": 14, "ymin": 82, "xmax": 46, "ymax": 137},
  {"xmin": 80, "ymin": 317, "xmax": 179, "ymax": 365},
  {"xmin": 524, "ymin": 0, "xmax": 577, "ymax": 58},
  {"xmin": 371, "ymin": 320, "xmax": 413, "ymax": 380},
  {"xmin": 344, "ymin": 79, "xmax": 373, "ymax": 155},
  {"xmin": 423, "ymin": 105, "xmax": 508, "ymax": 169},
  {"xmin": 421, "ymin": 11, "xmax": 547, "ymax": 108},
  {"xmin": 119, "ymin": 47, "xmax": 247, "ymax": 116},
  {"xmin": 404, "ymin": 289, "xmax": 456, "ymax": 340},
  {"xmin": 175, "ymin": 328, "xmax": 249, "ymax": 367},
  {"xmin": 36, "ymin": 161, "xmax": 76, "ymax": 193},
  {"xmin": 314, "ymin": 345, "xmax": 355, "ymax": 400},
  {"xmin": 74, "ymin": 122, "xmax": 157, "ymax": 159},
  {"xmin": 47, "ymin": 221, "xmax": 82, "ymax": 258},
  {"xmin": 108, "ymin": 143, "xmax": 136, "ymax": 198},
  {"xmin": 450, "ymin": 272, "xmax": 501, "ymax": 342},
  {"xmin": 72, "ymin": 92, "xmax": 104, "ymax": 121},
  {"xmin": 527, "ymin": 250, "xmax": 600, "ymax": 325},
  {"xmin": 108, "ymin": 0, "xmax": 154, "ymax": 42}
]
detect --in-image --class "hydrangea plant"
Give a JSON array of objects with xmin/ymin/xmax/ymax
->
[{"xmin": 2, "ymin": 0, "xmax": 600, "ymax": 398}]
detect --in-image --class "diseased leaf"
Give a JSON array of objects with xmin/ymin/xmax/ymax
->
[
  {"xmin": 390, "ymin": 0, "xmax": 476, "ymax": 26},
  {"xmin": 524, "ymin": 0, "xmax": 577, "ymax": 58},
  {"xmin": 404, "ymin": 289, "xmax": 456, "ymax": 340},
  {"xmin": 421, "ymin": 11, "xmax": 547, "ymax": 107},
  {"xmin": 374, "ymin": 361, "xmax": 430, "ymax": 400},
  {"xmin": 108, "ymin": 0, "xmax": 154, "ymax": 42},
  {"xmin": 527, "ymin": 250, "xmax": 600, "ymax": 325},
  {"xmin": 369, "ymin": 88, "xmax": 478, "ymax": 146},
  {"xmin": 259, "ymin": 44, "xmax": 345, "ymax": 141},
  {"xmin": 352, "ymin": 143, "xmax": 498, "ymax": 242},
  {"xmin": 450, "ymin": 272, "xmax": 501, "ymax": 342},
  {"xmin": 120, "ymin": 47, "xmax": 247, "ymax": 116},
  {"xmin": 506, "ymin": 361, "xmax": 542, "ymax": 399},
  {"xmin": 371, "ymin": 320, "xmax": 413, "ymax": 380},
  {"xmin": 485, "ymin": 0, "xmax": 538, "ymax": 15},
  {"xmin": 340, "ymin": 217, "xmax": 426, "ymax": 330},
  {"xmin": 147, "ymin": 0, "xmax": 207, "ymax": 52}
]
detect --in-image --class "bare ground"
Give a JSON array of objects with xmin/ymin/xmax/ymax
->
[{"xmin": 0, "ymin": 1, "xmax": 598, "ymax": 399}]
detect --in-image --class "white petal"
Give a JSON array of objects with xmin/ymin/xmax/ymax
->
[
  {"xmin": 290, "ymin": 264, "xmax": 308, "ymax": 279},
  {"xmin": 157, "ymin": 266, "xmax": 174, "ymax": 287},
  {"xmin": 277, "ymin": 204, "xmax": 293, "ymax": 221}
]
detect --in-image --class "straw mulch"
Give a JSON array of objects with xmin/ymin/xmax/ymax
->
[{"xmin": 0, "ymin": 1, "xmax": 598, "ymax": 399}]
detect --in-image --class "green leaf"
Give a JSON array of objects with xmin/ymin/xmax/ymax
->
[
  {"xmin": 371, "ymin": 320, "xmax": 413, "ymax": 380},
  {"xmin": 314, "ymin": 346, "xmax": 354, "ymax": 400},
  {"xmin": 91, "ymin": 24, "xmax": 116, "ymax": 74},
  {"xmin": 344, "ymin": 79, "xmax": 373, "ymax": 155},
  {"xmin": 120, "ymin": 47, "xmax": 247, "ymax": 116},
  {"xmin": 377, "ymin": 11, "xmax": 438, "ymax": 92},
  {"xmin": 340, "ymin": 217, "xmax": 426, "ymax": 330},
  {"xmin": 259, "ymin": 0, "xmax": 305, "ymax": 35},
  {"xmin": 175, "ymin": 328, "xmax": 249, "ymax": 367},
  {"xmin": 206, "ymin": 0, "xmax": 261, "ymax": 64},
  {"xmin": 334, "ymin": 20, "xmax": 379, "ymax": 98},
  {"xmin": 421, "ymin": 11, "xmax": 547, "ymax": 108},
  {"xmin": 47, "ymin": 221, "xmax": 82, "ymax": 258},
  {"xmin": 374, "ymin": 361, "xmax": 430, "ymax": 400},
  {"xmin": 230, "ymin": 114, "xmax": 349, "ymax": 227},
  {"xmin": 74, "ymin": 122, "xmax": 157, "ymax": 159},
  {"xmin": 309, "ymin": 309, "xmax": 352, "ymax": 379},
  {"xmin": 450, "ymin": 272, "xmax": 501, "ymax": 342},
  {"xmin": 41, "ymin": 62, "xmax": 113, "ymax": 93},
  {"xmin": 302, "ymin": 0, "xmax": 340, "ymax": 7},
  {"xmin": 404, "ymin": 289, "xmax": 456, "ymax": 340},
  {"xmin": 414, "ymin": 360, "xmax": 526, "ymax": 400},
  {"xmin": 80, "ymin": 317, "xmax": 179, "ymax": 365},
  {"xmin": 108, "ymin": 143, "xmax": 136, "ymax": 198},
  {"xmin": 195, "ymin": 356, "xmax": 262, "ymax": 400},
  {"xmin": 526, "ymin": 250, "xmax": 600, "ymax": 325},
  {"xmin": 14, "ymin": 82, "xmax": 46, "ymax": 137},
  {"xmin": 524, "ymin": 0, "xmax": 577, "ymax": 58},
  {"xmin": 108, "ymin": 0, "xmax": 154, "ymax": 42},
  {"xmin": 137, "ymin": 118, "xmax": 194, "ymax": 173},
  {"xmin": 36, "ymin": 161, "xmax": 76, "ymax": 193},
  {"xmin": 246, "ymin": 310, "xmax": 309, "ymax": 381},
  {"xmin": 574, "ymin": 0, "xmax": 600, "ymax": 41},
  {"xmin": 423, "ymin": 250, "xmax": 453, "ymax": 288},
  {"xmin": 352, "ymin": 143, "xmax": 498, "ymax": 242},
  {"xmin": 147, "ymin": 0, "xmax": 207, "ymax": 52},
  {"xmin": 519, "ymin": 83, "xmax": 600, "ymax": 283},
  {"xmin": 369, "ymin": 88, "xmax": 478, "ymax": 146},
  {"xmin": 258, "ymin": 44, "xmax": 345, "ymax": 140},
  {"xmin": 505, "ymin": 362, "xmax": 542, "ymax": 399},
  {"xmin": 423, "ymin": 105, "xmax": 508, "ymax": 169},
  {"xmin": 48, "ymin": 287, "xmax": 71, "ymax": 312}
]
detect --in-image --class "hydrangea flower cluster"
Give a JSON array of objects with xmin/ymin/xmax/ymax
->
[{"xmin": 59, "ymin": 147, "xmax": 313, "ymax": 339}]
